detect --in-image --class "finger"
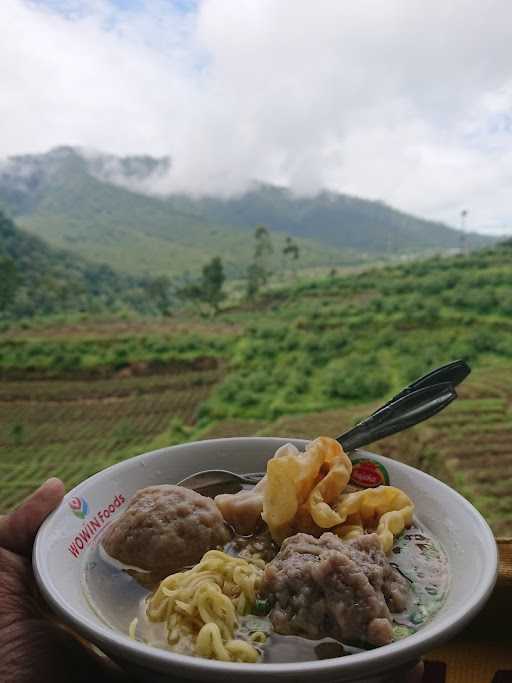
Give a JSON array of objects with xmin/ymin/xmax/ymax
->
[
  {"xmin": 0, "ymin": 478, "xmax": 65, "ymax": 557},
  {"xmin": 2, "ymin": 619, "xmax": 137, "ymax": 683},
  {"xmin": 50, "ymin": 622, "xmax": 137, "ymax": 682}
]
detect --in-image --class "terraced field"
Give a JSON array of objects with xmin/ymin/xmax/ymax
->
[{"xmin": 0, "ymin": 367, "xmax": 223, "ymax": 512}]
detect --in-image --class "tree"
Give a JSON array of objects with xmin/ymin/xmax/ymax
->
[
  {"xmin": 176, "ymin": 256, "xmax": 225, "ymax": 316},
  {"xmin": 282, "ymin": 236, "xmax": 300, "ymax": 276},
  {"xmin": 246, "ymin": 225, "xmax": 274, "ymax": 300},
  {"xmin": 254, "ymin": 225, "xmax": 273, "ymax": 280},
  {"xmin": 0, "ymin": 257, "xmax": 20, "ymax": 311},
  {"xmin": 176, "ymin": 279, "xmax": 203, "ymax": 315},
  {"xmin": 201, "ymin": 256, "xmax": 225, "ymax": 314},
  {"xmin": 147, "ymin": 275, "xmax": 172, "ymax": 315},
  {"xmin": 246, "ymin": 262, "xmax": 264, "ymax": 300}
]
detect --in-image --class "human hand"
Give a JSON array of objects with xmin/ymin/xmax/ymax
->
[{"xmin": 0, "ymin": 478, "xmax": 134, "ymax": 683}]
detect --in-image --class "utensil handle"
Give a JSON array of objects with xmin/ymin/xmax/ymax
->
[
  {"xmin": 338, "ymin": 382, "xmax": 457, "ymax": 452},
  {"xmin": 371, "ymin": 359, "xmax": 470, "ymax": 416}
]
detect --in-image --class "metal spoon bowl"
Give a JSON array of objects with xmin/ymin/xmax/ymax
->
[{"xmin": 177, "ymin": 469, "xmax": 264, "ymax": 493}]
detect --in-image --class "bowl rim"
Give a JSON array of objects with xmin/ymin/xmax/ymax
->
[{"xmin": 33, "ymin": 437, "xmax": 498, "ymax": 679}]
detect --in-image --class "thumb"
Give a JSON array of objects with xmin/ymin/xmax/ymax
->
[{"xmin": 0, "ymin": 478, "xmax": 65, "ymax": 556}]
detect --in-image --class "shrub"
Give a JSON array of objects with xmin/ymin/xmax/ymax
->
[
  {"xmin": 471, "ymin": 330, "xmax": 498, "ymax": 354},
  {"xmin": 322, "ymin": 360, "xmax": 390, "ymax": 402}
]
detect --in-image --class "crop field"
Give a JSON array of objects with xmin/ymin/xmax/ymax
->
[{"xmin": 0, "ymin": 367, "xmax": 223, "ymax": 512}]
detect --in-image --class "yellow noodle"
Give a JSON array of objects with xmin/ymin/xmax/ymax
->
[
  {"xmin": 225, "ymin": 639, "xmax": 260, "ymax": 663},
  {"xmin": 196, "ymin": 623, "xmax": 231, "ymax": 661},
  {"xmin": 146, "ymin": 550, "xmax": 263, "ymax": 662},
  {"xmin": 242, "ymin": 553, "xmax": 266, "ymax": 570},
  {"xmin": 250, "ymin": 631, "xmax": 267, "ymax": 644},
  {"xmin": 128, "ymin": 617, "xmax": 138, "ymax": 640}
]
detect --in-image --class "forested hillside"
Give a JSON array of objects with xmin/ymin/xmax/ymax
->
[
  {"xmin": 0, "ymin": 210, "xmax": 153, "ymax": 318},
  {"xmin": 188, "ymin": 185, "xmax": 491, "ymax": 252}
]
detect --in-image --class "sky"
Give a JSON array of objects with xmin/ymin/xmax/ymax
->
[{"xmin": 1, "ymin": 0, "xmax": 512, "ymax": 234}]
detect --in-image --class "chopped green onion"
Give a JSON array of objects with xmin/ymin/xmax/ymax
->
[
  {"xmin": 393, "ymin": 624, "xmax": 416, "ymax": 640},
  {"xmin": 254, "ymin": 598, "xmax": 271, "ymax": 615}
]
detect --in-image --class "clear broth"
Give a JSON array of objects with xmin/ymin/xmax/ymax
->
[{"xmin": 83, "ymin": 518, "xmax": 449, "ymax": 662}]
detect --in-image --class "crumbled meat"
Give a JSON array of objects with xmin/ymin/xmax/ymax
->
[
  {"xmin": 102, "ymin": 485, "xmax": 230, "ymax": 577},
  {"xmin": 262, "ymin": 532, "xmax": 409, "ymax": 647}
]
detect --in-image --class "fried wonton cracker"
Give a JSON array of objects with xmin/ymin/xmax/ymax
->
[
  {"xmin": 262, "ymin": 439, "xmax": 325, "ymax": 542},
  {"xmin": 335, "ymin": 486, "xmax": 414, "ymax": 553},
  {"xmin": 306, "ymin": 447, "xmax": 352, "ymax": 528},
  {"xmin": 334, "ymin": 513, "xmax": 365, "ymax": 541},
  {"xmin": 262, "ymin": 437, "xmax": 352, "ymax": 542}
]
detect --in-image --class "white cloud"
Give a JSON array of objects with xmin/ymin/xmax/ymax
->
[{"xmin": 1, "ymin": 0, "xmax": 512, "ymax": 233}]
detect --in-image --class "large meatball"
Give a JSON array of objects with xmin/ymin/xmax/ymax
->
[
  {"xmin": 262, "ymin": 532, "xmax": 409, "ymax": 647},
  {"xmin": 102, "ymin": 485, "xmax": 230, "ymax": 577}
]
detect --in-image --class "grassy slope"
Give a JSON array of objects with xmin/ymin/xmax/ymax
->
[{"xmin": 21, "ymin": 211, "xmax": 355, "ymax": 279}]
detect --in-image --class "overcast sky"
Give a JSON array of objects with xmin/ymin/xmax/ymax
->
[{"xmin": 1, "ymin": 0, "xmax": 512, "ymax": 234}]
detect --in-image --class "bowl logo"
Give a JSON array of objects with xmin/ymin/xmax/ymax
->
[{"xmin": 69, "ymin": 496, "xmax": 89, "ymax": 520}]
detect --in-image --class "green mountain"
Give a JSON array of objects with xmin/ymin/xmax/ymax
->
[
  {"xmin": 0, "ymin": 146, "xmax": 492, "ymax": 278},
  {"xmin": 0, "ymin": 209, "xmax": 153, "ymax": 318},
  {"xmin": 191, "ymin": 186, "xmax": 489, "ymax": 252}
]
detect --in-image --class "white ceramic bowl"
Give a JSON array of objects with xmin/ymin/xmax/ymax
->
[{"xmin": 34, "ymin": 438, "xmax": 497, "ymax": 683}]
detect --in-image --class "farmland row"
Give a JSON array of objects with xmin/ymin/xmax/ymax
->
[{"xmin": 0, "ymin": 367, "xmax": 224, "ymax": 513}]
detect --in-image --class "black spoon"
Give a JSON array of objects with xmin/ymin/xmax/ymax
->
[
  {"xmin": 178, "ymin": 370, "xmax": 463, "ymax": 491},
  {"xmin": 370, "ymin": 359, "xmax": 470, "ymax": 416},
  {"xmin": 338, "ymin": 381, "xmax": 456, "ymax": 452}
]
